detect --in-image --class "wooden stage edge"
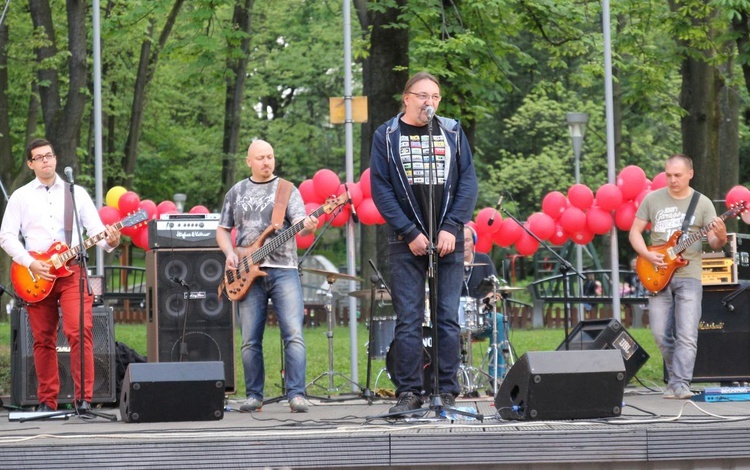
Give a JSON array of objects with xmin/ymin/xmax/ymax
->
[{"xmin": 3, "ymin": 386, "xmax": 750, "ymax": 469}]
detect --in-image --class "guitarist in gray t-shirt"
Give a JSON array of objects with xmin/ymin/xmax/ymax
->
[{"xmin": 629, "ymin": 153, "xmax": 727, "ymax": 400}]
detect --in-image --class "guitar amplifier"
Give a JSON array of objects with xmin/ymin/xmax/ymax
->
[{"xmin": 148, "ymin": 213, "xmax": 220, "ymax": 249}]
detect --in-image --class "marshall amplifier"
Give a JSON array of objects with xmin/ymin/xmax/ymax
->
[{"xmin": 148, "ymin": 213, "xmax": 220, "ymax": 249}]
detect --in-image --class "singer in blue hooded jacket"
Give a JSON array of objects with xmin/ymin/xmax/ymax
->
[{"xmin": 370, "ymin": 71, "xmax": 478, "ymax": 415}]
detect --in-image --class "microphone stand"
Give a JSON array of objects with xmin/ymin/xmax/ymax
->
[{"xmin": 498, "ymin": 205, "xmax": 585, "ymax": 349}]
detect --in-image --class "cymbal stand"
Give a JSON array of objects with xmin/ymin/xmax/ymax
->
[{"xmin": 305, "ymin": 274, "xmax": 362, "ymax": 399}]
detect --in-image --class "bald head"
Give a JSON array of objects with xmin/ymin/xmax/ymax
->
[{"xmin": 246, "ymin": 139, "xmax": 276, "ymax": 182}]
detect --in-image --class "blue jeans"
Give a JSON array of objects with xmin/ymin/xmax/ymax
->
[
  {"xmin": 388, "ymin": 239, "xmax": 463, "ymax": 396},
  {"xmin": 648, "ymin": 277, "xmax": 702, "ymax": 388},
  {"xmin": 237, "ymin": 268, "xmax": 307, "ymax": 400}
]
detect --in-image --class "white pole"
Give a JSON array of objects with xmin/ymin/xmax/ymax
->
[
  {"xmin": 93, "ymin": 0, "xmax": 104, "ymax": 274},
  {"xmin": 343, "ymin": 0, "xmax": 359, "ymax": 390},
  {"xmin": 602, "ymin": 0, "xmax": 621, "ymax": 317}
]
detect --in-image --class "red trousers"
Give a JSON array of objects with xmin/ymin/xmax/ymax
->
[{"xmin": 25, "ymin": 266, "xmax": 94, "ymax": 409}]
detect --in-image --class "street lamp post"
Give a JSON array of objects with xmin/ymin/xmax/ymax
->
[{"xmin": 566, "ymin": 112, "xmax": 589, "ymax": 320}]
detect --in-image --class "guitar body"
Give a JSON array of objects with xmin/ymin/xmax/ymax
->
[
  {"xmin": 11, "ymin": 242, "xmax": 75, "ymax": 303},
  {"xmin": 636, "ymin": 231, "xmax": 689, "ymax": 294},
  {"xmin": 221, "ymin": 227, "xmax": 274, "ymax": 302}
]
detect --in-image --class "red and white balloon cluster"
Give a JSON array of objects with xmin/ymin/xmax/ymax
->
[
  {"xmin": 98, "ymin": 186, "xmax": 210, "ymax": 250},
  {"xmin": 469, "ymin": 165, "xmax": 666, "ymax": 256},
  {"xmin": 297, "ymin": 168, "xmax": 385, "ymax": 249}
]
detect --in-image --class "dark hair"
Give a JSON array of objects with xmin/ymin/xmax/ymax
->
[
  {"xmin": 400, "ymin": 71, "xmax": 440, "ymax": 112},
  {"xmin": 667, "ymin": 153, "xmax": 693, "ymax": 170},
  {"xmin": 26, "ymin": 138, "xmax": 53, "ymax": 161}
]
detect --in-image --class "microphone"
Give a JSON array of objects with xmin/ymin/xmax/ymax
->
[
  {"xmin": 344, "ymin": 183, "xmax": 359, "ymax": 224},
  {"xmin": 171, "ymin": 276, "xmax": 189, "ymax": 289},
  {"xmin": 488, "ymin": 194, "xmax": 504, "ymax": 226},
  {"xmin": 425, "ymin": 106, "xmax": 435, "ymax": 121},
  {"xmin": 64, "ymin": 167, "xmax": 75, "ymax": 184}
]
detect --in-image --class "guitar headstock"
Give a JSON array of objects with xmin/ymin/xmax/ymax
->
[
  {"xmin": 122, "ymin": 209, "xmax": 149, "ymax": 228},
  {"xmin": 322, "ymin": 193, "xmax": 349, "ymax": 214}
]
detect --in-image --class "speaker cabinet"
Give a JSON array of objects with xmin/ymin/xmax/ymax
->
[
  {"xmin": 495, "ymin": 350, "xmax": 626, "ymax": 421},
  {"xmin": 690, "ymin": 285, "xmax": 750, "ymax": 382},
  {"xmin": 120, "ymin": 361, "xmax": 225, "ymax": 423},
  {"xmin": 10, "ymin": 305, "xmax": 116, "ymax": 406},
  {"xmin": 146, "ymin": 248, "xmax": 235, "ymax": 393},
  {"xmin": 557, "ymin": 319, "xmax": 650, "ymax": 383}
]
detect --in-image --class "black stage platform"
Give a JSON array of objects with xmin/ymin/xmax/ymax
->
[{"xmin": 3, "ymin": 386, "xmax": 750, "ymax": 469}]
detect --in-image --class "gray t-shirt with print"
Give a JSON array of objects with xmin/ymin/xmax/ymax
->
[
  {"xmin": 218, "ymin": 177, "xmax": 307, "ymax": 268},
  {"xmin": 635, "ymin": 187, "xmax": 717, "ymax": 280}
]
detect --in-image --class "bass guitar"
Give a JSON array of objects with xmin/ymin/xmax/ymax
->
[
  {"xmin": 219, "ymin": 193, "xmax": 347, "ymax": 301},
  {"xmin": 11, "ymin": 209, "xmax": 149, "ymax": 303},
  {"xmin": 636, "ymin": 202, "xmax": 745, "ymax": 294}
]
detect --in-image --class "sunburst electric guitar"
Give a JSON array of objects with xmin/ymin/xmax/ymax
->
[
  {"xmin": 10, "ymin": 209, "xmax": 149, "ymax": 303},
  {"xmin": 636, "ymin": 202, "xmax": 746, "ymax": 294},
  {"xmin": 219, "ymin": 193, "xmax": 348, "ymax": 302}
]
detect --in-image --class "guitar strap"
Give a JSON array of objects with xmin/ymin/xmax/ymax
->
[
  {"xmin": 64, "ymin": 183, "xmax": 73, "ymax": 245},
  {"xmin": 271, "ymin": 178, "xmax": 293, "ymax": 230},
  {"xmin": 680, "ymin": 190, "xmax": 701, "ymax": 241}
]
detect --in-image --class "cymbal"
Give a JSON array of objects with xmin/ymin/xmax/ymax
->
[
  {"xmin": 348, "ymin": 289, "xmax": 392, "ymax": 301},
  {"xmin": 496, "ymin": 286, "xmax": 525, "ymax": 292},
  {"xmin": 464, "ymin": 262, "xmax": 489, "ymax": 267},
  {"xmin": 301, "ymin": 267, "xmax": 363, "ymax": 282}
]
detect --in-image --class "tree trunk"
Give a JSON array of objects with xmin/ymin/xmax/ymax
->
[
  {"xmin": 220, "ymin": 0, "xmax": 254, "ymax": 198},
  {"xmin": 355, "ymin": 0, "xmax": 409, "ymax": 287}
]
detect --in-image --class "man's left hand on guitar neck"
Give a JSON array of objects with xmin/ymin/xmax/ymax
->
[{"xmin": 707, "ymin": 216, "xmax": 727, "ymax": 250}]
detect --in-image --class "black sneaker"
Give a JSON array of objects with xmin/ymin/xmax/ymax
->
[
  {"xmin": 37, "ymin": 403, "xmax": 54, "ymax": 412},
  {"xmin": 389, "ymin": 392, "xmax": 423, "ymax": 414},
  {"xmin": 440, "ymin": 393, "xmax": 456, "ymax": 408}
]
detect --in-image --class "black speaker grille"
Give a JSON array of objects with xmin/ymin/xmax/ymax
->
[{"xmin": 12, "ymin": 306, "xmax": 116, "ymax": 406}]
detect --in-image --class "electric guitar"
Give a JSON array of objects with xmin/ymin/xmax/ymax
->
[
  {"xmin": 636, "ymin": 202, "xmax": 745, "ymax": 294},
  {"xmin": 219, "ymin": 193, "xmax": 347, "ymax": 301},
  {"xmin": 10, "ymin": 209, "xmax": 149, "ymax": 303}
]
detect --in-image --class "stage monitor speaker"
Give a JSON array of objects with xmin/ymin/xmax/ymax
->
[
  {"xmin": 687, "ymin": 284, "xmax": 750, "ymax": 383},
  {"xmin": 495, "ymin": 350, "xmax": 626, "ymax": 421},
  {"xmin": 120, "ymin": 361, "xmax": 225, "ymax": 423},
  {"xmin": 146, "ymin": 248, "xmax": 235, "ymax": 393},
  {"xmin": 10, "ymin": 305, "xmax": 116, "ymax": 406},
  {"xmin": 557, "ymin": 318, "xmax": 650, "ymax": 383}
]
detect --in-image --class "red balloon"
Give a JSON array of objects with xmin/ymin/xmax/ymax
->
[
  {"xmin": 615, "ymin": 201, "xmax": 638, "ymax": 231},
  {"xmin": 568, "ymin": 184, "xmax": 594, "ymax": 211},
  {"xmin": 475, "ymin": 233, "xmax": 493, "ymax": 254},
  {"xmin": 330, "ymin": 206, "xmax": 351, "ymax": 227},
  {"xmin": 475, "ymin": 207, "xmax": 502, "ymax": 235},
  {"xmin": 634, "ymin": 189, "xmax": 650, "ymax": 208},
  {"xmin": 299, "ymin": 179, "xmax": 323, "ymax": 204},
  {"xmin": 725, "ymin": 185, "xmax": 750, "ymax": 209},
  {"xmin": 99, "ymin": 206, "xmax": 121, "ymax": 226},
  {"xmin": 651, "ymin": 172, "xmax": 667, "ymax": 190},
  {"xmin": 313, "ymin": 169, "xmax": 341, "ymax": 200},
  {"xmin": 138, "ymin": 199, "xmax": 157, "ymax": 221},
  {"xmin": 542, "ymin": 191, "xmax": 568, "ymax": 219},
  {"xmin": 617, "ymin": 165, "xmax": 647, "ymax": 200},
  {"xmin": 515, "ymin": 230, "xmax": 539, "ymax": 256},
  {"xmin": 296, "ymin": 232, "xmax": 314, "ymax": 250},
  {"xmin": 493, "ymin": 218, "xmax": 522, "ymax": 247},
  {"xmin": 189, "ymin": 205, "xmax": 210, "ymax": 214},
  {"xmin": 569, "ymin": 227, "xmax": 594, "ymax": 245},
  {"xmin": 121, "ymin": 224, "xmax": 138, "ymax": 239},
  {"xmin": 156, "ymin": 200, "xmax": 177, "ymax": 216},
  {"xmin": 118, "ymin": 191, "xmax": 140, "ymax": 216},
  {"xmin": 586, "ymin": 205, "xmax": 613, "ymax": 235},
  {"xmin": 359, "ymin": 169, "xmax": 372, "ymax": 199},
  {"xmin": 527, "ymin": 212, "xmax": 555, "ymax": 240},
  {"xmin": 548, "ymin": 224, "xmax": 569, "ymax": 245},
  {"xmin": 336, "ymin": 182, "xmax": 364, "ymax": 209},
  {"xmin": 559, "ymin": 206, "xmax": 587, "ymax": 233},
  {"xmin": 357, "ymin": 198, "xmax": 382, "ymax": 225},
  {"xmin": 595, "ymin": 183, "xmax": 623, "ymax": 212},
  {"xmin": 132, "ymin": 225, "xmax": 149, "ymax": 250}
]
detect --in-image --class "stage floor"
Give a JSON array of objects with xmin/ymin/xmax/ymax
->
[{"xmin": 3, "ymin": 385, "xmax": 750, "ymax": 469}]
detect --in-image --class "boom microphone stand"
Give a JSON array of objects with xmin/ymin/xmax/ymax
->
[{"xmin": 498, "ymin": 203, "xmax": 585, "ymax": 348}]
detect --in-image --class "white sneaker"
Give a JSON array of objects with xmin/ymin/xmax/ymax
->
[
  {"xmin": 240, "ymin": 397, "xmax": 263, "ymax": 412},
  {"xmin": 673, "ymin": 384, "xmax": 695, "ymax": 399},
  {"xmin": 289, "ymin": 396, "xmax": 309, "ymax": 412}
]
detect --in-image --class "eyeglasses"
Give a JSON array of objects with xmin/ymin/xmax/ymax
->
[
  {"xmin": 29, "ymin": 153, "xmax": 56, "ymax": 163},
  {"xmin": 408, "ymin": 92, "xmax": 441, "ymax": 102}
]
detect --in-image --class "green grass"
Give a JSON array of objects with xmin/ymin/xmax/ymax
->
[{"xmin": 0, "ymin": 321, "xmax": 666, "ymax": 399}]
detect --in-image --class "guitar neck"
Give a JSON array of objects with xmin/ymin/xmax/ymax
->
[
  {"xmin": 59, "ymin": 220, "xmax": 124, "ymax": 264},
  {"xmin": 674, "ymin": 207, "xmax": 737, "ymax": 254},
  {"xmin": 250, "ymin": 205, "xmax": 328, "ymax": 265}
]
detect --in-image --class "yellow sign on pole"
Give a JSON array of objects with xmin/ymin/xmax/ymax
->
[{"xmin": 329, "ymin": 96, "xmax": 368, "ymax": 124}]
